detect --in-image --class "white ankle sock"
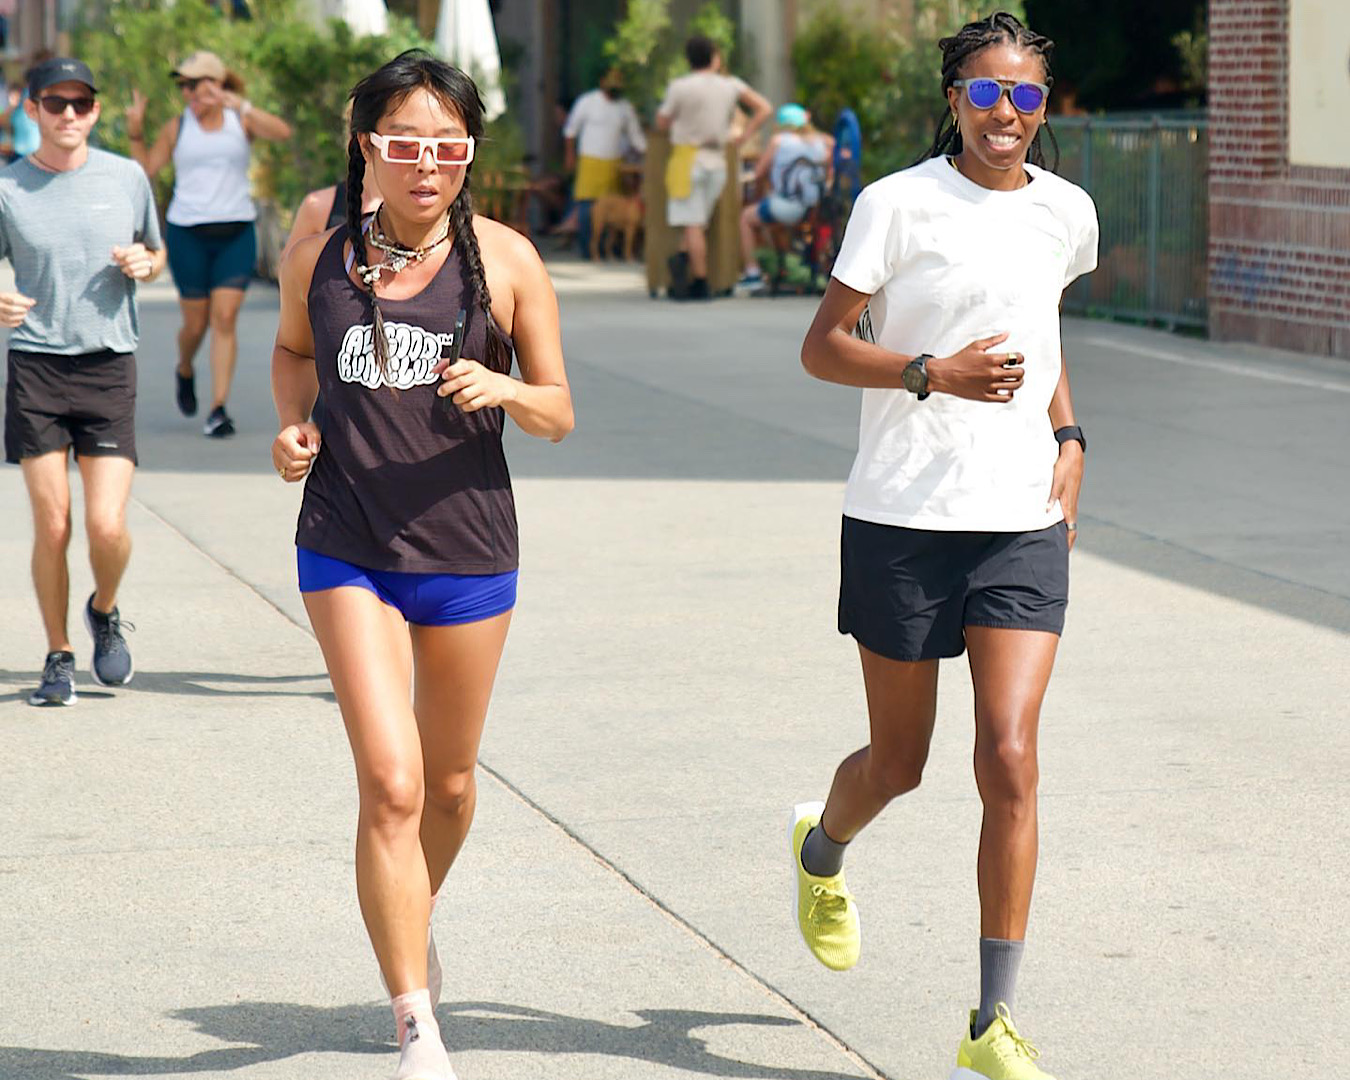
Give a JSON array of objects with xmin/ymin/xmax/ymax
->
[{"xmin": 391, "ymin": 989, "xmax": 436, "ymax": 1048}]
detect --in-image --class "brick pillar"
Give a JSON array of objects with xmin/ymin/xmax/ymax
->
[{"xmin": 1208, "ymin": 0, "xmax": 1350, "ymax": 359}]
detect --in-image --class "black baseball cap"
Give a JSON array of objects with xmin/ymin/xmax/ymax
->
[{"xmin": 27, "ymin": 57, "xmax": 98, "ymax": 98}]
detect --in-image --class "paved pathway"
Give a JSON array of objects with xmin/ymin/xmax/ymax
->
[{"xmin": 1, "ymin": 258, "xmax": 1345, "ymax": 1080}]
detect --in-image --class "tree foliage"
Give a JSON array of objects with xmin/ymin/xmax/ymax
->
[
  {"xmin": 603, "ymin": 0, "xmax": 740, "ymax": 122},
  {"xmin": 793, "ymin": 0, "xmax": 1027, "ymax": 181},
  {"xmin": 73, "ymin": 0, "xmax": 525, "ymax": 221}
]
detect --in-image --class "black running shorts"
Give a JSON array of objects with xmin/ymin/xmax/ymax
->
[
  {"xmin": 5, "ymin": 349, "xmax": 138, "ymax": 465},
  {"xmin": 838, "ymin": 516, "xmax": 1069, "ymax": 662}
]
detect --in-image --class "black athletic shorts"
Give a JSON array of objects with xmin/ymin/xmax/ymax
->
[
  {"xmin": 838, "ymin": 516, "xmax": 1069, "ymax": 662},
  {"xmin": 5, "ymin": 349, "xmax": 138, "ymax": 465}
]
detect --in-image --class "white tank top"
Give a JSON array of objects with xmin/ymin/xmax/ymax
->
[
  {"xmin": 770, "ymin": 132, "xmax": 828, "ymax": 207},
  {"xmin": 166, "ymin": 108, "xmax": 257, "ymax": 226}
]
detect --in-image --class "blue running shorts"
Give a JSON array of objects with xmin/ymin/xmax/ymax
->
[
  {"xmin": 297, "ymin": 547, "xmax": 517, "ymax": 627},
  {"xmin": 165, "ymin": 221, "xmax": 257, "ymax": 299}
]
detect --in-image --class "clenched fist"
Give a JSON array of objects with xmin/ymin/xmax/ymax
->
[{"xmin": 0, "ymin": 291, "xmax": 36, "ymax": 328}]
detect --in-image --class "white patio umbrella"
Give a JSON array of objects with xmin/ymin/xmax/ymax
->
[
  {"xmin": 434, "ymin": 0, "xmax": 506, "ymax": 121},
  {"xmin": 309, "ymin": 0, "xmax": 389, "ymax": 37}
]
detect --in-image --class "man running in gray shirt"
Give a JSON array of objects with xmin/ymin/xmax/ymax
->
[{"xmin": 0, "ymin": 57, "xmax": 165, "ymax": 706}]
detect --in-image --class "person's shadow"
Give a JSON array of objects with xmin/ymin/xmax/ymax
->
[
  {"xmin": 0, "ymin": 669, "xmax": 334, "ymax": 706},
  {"xmin": 0, "ymin": 999, "xmax": 875, "ymax": 1079}
]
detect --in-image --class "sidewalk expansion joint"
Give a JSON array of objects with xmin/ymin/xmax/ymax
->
[
  {"xmin": 133, "ymin": 491, "xmax": 890, "ymax": 1079},
  {"xmin": 131, "ymin": 494, "xmax": 315, "ymax": 639},
  {"xmin": 476, "ymin": 757, "xmax": 891, "ymax": 1080}
]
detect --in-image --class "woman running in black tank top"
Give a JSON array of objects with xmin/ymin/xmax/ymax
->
[{"xmin": 270, "ymin": 52, "xmax": 572, "ymax": 1080}]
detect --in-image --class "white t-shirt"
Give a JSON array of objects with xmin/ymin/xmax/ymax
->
[
  {"xmin": 831, "ymin": 156, "xmax": 1099, "ymax": 532},
  {"xmin": 563, "ymin": 89, "xmax": 647, "ymax": 161}
]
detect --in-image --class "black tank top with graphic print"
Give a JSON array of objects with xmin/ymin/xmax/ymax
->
[{"xmin": 297, "ymin": 226, "xmax": 518, "ymax": 574}]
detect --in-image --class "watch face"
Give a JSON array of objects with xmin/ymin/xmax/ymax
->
[{"xmin": 902, "ymin": 363, "xmax": 926, "ymax": 395}]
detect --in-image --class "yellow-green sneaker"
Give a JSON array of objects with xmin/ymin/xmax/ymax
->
[
  {"xmin": 952, "ymin": 1003, "xmax": 1056, "ymax": 1080},
  {"xmin": 788, "ymin": 801, "xmax": 860, "ymax": 971}
]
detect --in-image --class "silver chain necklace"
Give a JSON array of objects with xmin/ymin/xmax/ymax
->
[{"xmin": 357, "ymin": 208, "xmax": 451, "ymax": 287}]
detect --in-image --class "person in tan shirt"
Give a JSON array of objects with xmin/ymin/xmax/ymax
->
[{"xmin": 656, "ymin": 35, "xmax": 770, "ymax": 299}]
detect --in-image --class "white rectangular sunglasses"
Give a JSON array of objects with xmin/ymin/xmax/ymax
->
[{"xmin": 369, "ymin": 133, "xmax": 475, "ymax": 165}]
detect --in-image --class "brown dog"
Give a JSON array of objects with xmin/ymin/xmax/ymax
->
[{"xmin": 590, "ymin": 168, "xmax": 644, "ymax": 261}]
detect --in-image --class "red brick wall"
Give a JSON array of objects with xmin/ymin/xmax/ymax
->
[{"xmin": 1208, "ymin": 0, "xmax": 1350, "ymax": 358}]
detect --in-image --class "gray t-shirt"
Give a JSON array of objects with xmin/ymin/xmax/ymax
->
[{"xmin": 0, "ymin": 148, "xmax": 162, "ymax": 355}]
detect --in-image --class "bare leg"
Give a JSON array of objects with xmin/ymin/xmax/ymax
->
[
  {"xmin": 818, "ymin": 644, "xmax": 940, "ymax": 842},
  {"xmin": 20, "ymin": 451, "xmax": 73, "ymax": 653},
  {"xmin": 411, "ymin": 611, "xmax": 512, "ymax": 895},
  {"xmin": 684, "ymin": 225, "xmax": 709, "ymax": 280},
  {"xmin": 305, "ymin": 586, "xmax": 429, "ymax": 995},
  {"xmin": 965, "ymin": 625, "xmax": 1059, "ymax": 939},
  {"xmin": 77, "ymin": 455, "xmax": 135, "ymax": 614},
  {"xmin": 206, "ymin": 288, "xmax": 246, "ymax": 410},
  {"xmin": 739, "ymin": 204, "xmax": 763, "ymax": 274},
  {"xmin": 176, "ymin": 298, "xmax": 209, "ymax": 378}
]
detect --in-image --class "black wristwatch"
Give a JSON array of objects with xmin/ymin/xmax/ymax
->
[
  {"xmin": 902, "ymin": 353, "xmax": 933, "ymax": 400},
  {"xmin": 1054, "ymin": 425, "xmax": 1086, "ymax": 454}
]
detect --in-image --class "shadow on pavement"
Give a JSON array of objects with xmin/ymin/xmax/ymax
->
[
  {"xmin": 0, "ymin": 1000, "xmax": 870, "ymax": 1080},
  {"xmin": 0, "ymin": 670, "xmax": 333, "ymax": 705}
]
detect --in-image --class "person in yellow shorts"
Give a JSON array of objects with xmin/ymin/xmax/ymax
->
[{"xmin": 563, "ymin": 69, "xmax": 645, "ymax": 259}]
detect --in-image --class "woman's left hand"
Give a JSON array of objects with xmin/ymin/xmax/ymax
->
[
  {"xmin": 1048, "ymin": 442, "xmax": 1084, "ymax": 550},
  {"xmin": 436, "ymin": 358, "xmax": 519, "ymax": 412}
]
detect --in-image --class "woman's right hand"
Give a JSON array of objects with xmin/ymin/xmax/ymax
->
[
  {"xmin": 928, "ymin": 332, "xmax": 1024, "ymax": 402},
  {"xmin": 125, "ymin": 90, "xmax": 148, "ymax": 137},
  {"xmin": 272, "ymin": 422, "xmax": 321, "ymax": 482}
]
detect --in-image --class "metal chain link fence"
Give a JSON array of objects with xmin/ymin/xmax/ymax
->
[{"xmin": 1052, "ymin": 115, "xmax": 1209, "ymax": 329}]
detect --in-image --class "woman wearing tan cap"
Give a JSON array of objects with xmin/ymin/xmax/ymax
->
[{"xmin": 126, "ymin": 50, "xmax": 292, "ymax": 438}]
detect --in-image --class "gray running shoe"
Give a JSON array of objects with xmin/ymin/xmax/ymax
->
[
  {"xmin": 84, "ymin": 595, "xmax": 134, "ymax": 686},
  {"xmin": 29, "ymin": 651, "xmax": 77, "ymax": 706}
]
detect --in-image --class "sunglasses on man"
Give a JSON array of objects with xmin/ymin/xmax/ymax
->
[
  {"xmin": 369, "ymin": 133, "xmax": 475, "ymax": 165},
  {"xmin": 37, "ymin": 94, "xmax": 97, "ymax": 117},
  {"xmin": 175, "ymin": 77, "xmax": 216, "ymax": 92},
  {"xmin": 952, "ymin": 78, "xmax": 1050, "ymax": 114}
]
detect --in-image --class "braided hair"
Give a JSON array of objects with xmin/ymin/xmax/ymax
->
[
  {"xmin": 346, "ymin": 50, "xmax": 510, "ymax": 378},
  {"xmin": 916, "ymin": 11, "xmax": 1059, "ymax": 172}
]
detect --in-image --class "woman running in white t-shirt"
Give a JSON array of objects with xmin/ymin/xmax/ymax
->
[{"xmin": 789, "ymin": 13, "xmax": 1097, "ymax": 1080}]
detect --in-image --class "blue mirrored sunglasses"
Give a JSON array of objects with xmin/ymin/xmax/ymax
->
[{"xmin": 952, "ymin": 78, "xmax": 1049, "ymax": 114}]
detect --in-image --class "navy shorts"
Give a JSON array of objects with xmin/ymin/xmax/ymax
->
[
  {"xmin": 165, "ymin": 221, "xmax": 257, "ymax": 299},
  {"xmin": 838, "ymin": 517, "xmax": 1069, "ymax": 662},
  {"xmin": 297, "ymin": 547, "xmax": 516, "ymax": 627}
]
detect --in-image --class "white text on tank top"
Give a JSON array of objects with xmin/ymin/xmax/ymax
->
[{"xmin": 166, "ymin": 109, "xmax": 256, "ymax": 226}]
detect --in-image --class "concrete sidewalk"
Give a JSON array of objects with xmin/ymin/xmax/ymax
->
[{"xmin": 2, "ymin": 260, "xmax": 1347, "ymax": 1080}]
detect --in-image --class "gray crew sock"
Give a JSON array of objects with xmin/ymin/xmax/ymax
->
[
  {"xmin": 975, "ymin": 937, "xmax": 1025, "ymax": 1037},
  {"xmin": 800, "ymin": 819, "xmax": 848, "ymax": 877}
]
